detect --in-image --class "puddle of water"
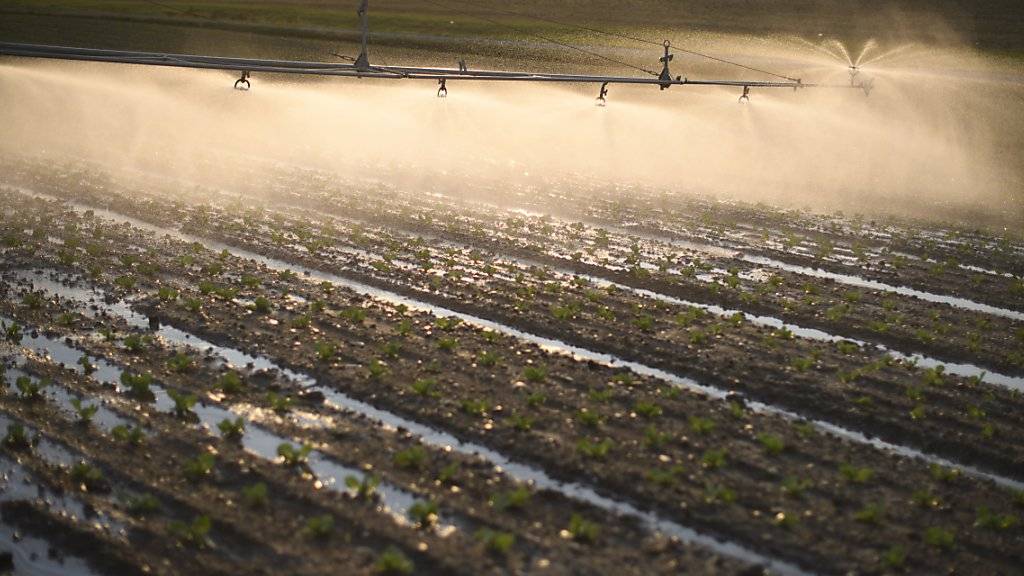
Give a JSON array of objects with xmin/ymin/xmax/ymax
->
[{"xmin": 0, "ymin": 458, "xmax": 104, "ymax": 576}]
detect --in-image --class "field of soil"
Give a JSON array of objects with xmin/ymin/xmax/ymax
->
[{"xmin": 0, "ymin": 150, "xmax": 1022, "ymax": 575}]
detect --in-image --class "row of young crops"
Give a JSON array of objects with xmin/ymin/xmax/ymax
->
[{"xmin": 1, "ymin": 154, "xmax": 1022, "ymax": 575}]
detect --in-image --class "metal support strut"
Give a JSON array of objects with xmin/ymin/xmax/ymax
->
[
  {"xmin": 234, "ymin": 70, "xmax": 250, "ymax": 90},
  {"xmin": 738, "ymin": 85, "xmax": 750, "ymax": 103},
  {"xmin": 658, "ymin": 40, "xmax": 679, "ymax": 90},
  {"xmin": 354, "ymin": 0, "xmax": 370, "ymax": 70},
  {"xmin": 596, "ymin": 82, "xmax": 609, "ymax": 106},
  {"xmin": 437, "ymin": 78, "xmax": 447, "ymax": 98}
]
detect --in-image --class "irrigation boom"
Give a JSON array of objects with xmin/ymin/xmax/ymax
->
[{"xmin": 0, "ymin": 0, "xmax": 874, "ymax": 102}]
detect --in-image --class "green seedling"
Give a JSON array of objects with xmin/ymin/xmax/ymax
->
[
  {"xmin": 437, "ymin": 462, "xmax": 460, "ymax": 485},
  {"xmin": 509, "ymin": 413, "xmax": 534, "ymax": 431},
  {"xmin": 633, "ymin": 401, "xmax": 662, "ymax": 418},
  {"xmin": 702, "ymin": 449, "xmax": 727, "ymax": 470},
  {"xmin": 436, "ymin": 336, "xmax": 458, "ymax": 351},
  {"xmin": 408, "ymin": 500, "xmax": 439, "ymax": 528},
  {"xmin": 277, "ymin": 442, "xmax": 313, "ymax": 467},
  {"xmin": 526, "ymin": 393, "xmax": 546, "ymax": 408},
  {"xmin": 76, "ymin": 355, "xmax": 97, "ymax": 375},
  {"xmin": 645, "ymin": 464, "xmax": 685, "ymax": 487},
  {"xmin": 158, "ymin": 287, "xmax": 179, "ymax": 302},
  {"xmin": 576, "ymin": 409, "xmax": 603, "ymax": 428},
  {"xmin": 125, "ymin": 493, "xmax": 160, "ymax": 516},
  {"xmin": 166, "ymin": 352, "xmax": 193, "ymax": 373},
  {"xmin": 781, "ymin": 477, "xmax": 811, "ymax": 498},
  {"xmin": 975, "ymin": 507, "xmax": 1018, "ymax": 530},
  {"xmin": 491, "ymin": 486, "xmax": 531, "ymax": 512},
  {"xmin": 410, "ymin": 377, "xmax": 440, "ymax": 398},
  {"xmin": 111, "ymin": 424, "xmax": 145, "ymax": 445},
  {"xmin": 15, "ymin": 376, "xmax": 44, "ymax": 400},
  {"xmin": 854, "ymin": 503, "xmax": 885, "ymax": 524},
  {"xmin": 368, "ymin": 359, "xmax": 388, "ymax": 379},
  {"xmin": 522, "ymin": 365, "xmax": 548, "ymax": 383},
  {"xmin": 566, "ymin": 514, "xmax": 599, "ymax": 543},
  {"xmin": 374, "ymin": 547, "xmax": 413, "ymax": 575},
  {"xmin": 461, "ymin": 399, "xmax": 490, "ymax": 417},
  {"xmin": 217, "ymin": 417, "xmax": 245, "ymax": 440},
  {"xmin": 643, "ymin": 425, "xmax": 669, "ymax": 449},
  {"xmin": 576, "ymin": 438, "xmax": 613, "ymax": 459},
  {"xmin": 381, "ymin": 340, "xmax": 401, "ymax": 359},
  {"xmin": 345, "ymin": 474, "xmax": 381, "ymax": 499},
  {"xmin": 121, "ymin": 372, "xmax": 154, "ymax": 402},
  {"xmin": 930, "ymin": 464, "xmax": 961, "ymax": 482},
  {"xmin": 839, "ymin": 463, "xmax": 874, "ymax": 484},
  {"xmin": 924, "ymin": 527, "xmax": 955, "ymax": 550},
  {"xmin": 291, "ymin": 314, "xmax": 311, "ymax": 329},
  {"xmin": 70, "ymin": 398, "xmax": 99, "ymax": 425},
  {"xmin": 183, "ymin": 453, "xmax": 215, "ymax": 482},
  {"xmin": 342, "ymin": 307, "xmax": 367, "ymax": 323},
  {"xmin": 394, "ymin": 446, "xmax": 427, "ymax": 470},
  {"xmin": 475, "ymin": 529, "xmax": 515, "ymax": 555},
  {"xmin": 882, "ymin": 545, "xmax": 906, "ymax": 569},
  {"xmin": 170, "ymin": 515, "xmax": 211, "ymax": 548},
  {"xmin": 689, "ymin": 416, "xmax": 716, "ymax": 434},
  {"xmin": 703, "ymin": 481, "xmax": 738, "ymax": 504},
  {"xmin": 302, "ymin": 515, "xmax": 334, "ymax": 539},
  {"xmin": 758, "ymin": 434, "xmax": 785, "ymax": 455},
  {"xmin": 2, "ymin": 423, "xmax": 32, "ymax": 451},
  {"xmin": 114, "ymin": 275, "xmax": 136, "ymax": 290},
  {"xmin": 167, "ymin": 389, "xmax": 197, "ymax": 418},
  {"xmin": 217, "ymin": 371, "xmax": 244, "ymax": 394},
  {"xmin": 252, "ymin": 296, "xmax": 271, "ymax": 313},
  {"xmin": 70, "ymin": 462, "xmax": 105, "ymax": 491},
  {"xmin": 263, "ymin": 392, "xmax": 292, "ymax": 414},
  {"xmin": 242, "ymin": 482, "xmax": 269, "ymax": 509}
]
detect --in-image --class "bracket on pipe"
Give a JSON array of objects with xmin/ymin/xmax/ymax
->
[
  {"xmin": 738, "ymin": 85, "xmax": 750, "ymax": 103},
  {"xmin": 596, "ymin": 82, "xmax": 609, "ymax": 106},
  {"xmin": 437, "ymin": 78, "xmax": 447, "ymax": 98}
]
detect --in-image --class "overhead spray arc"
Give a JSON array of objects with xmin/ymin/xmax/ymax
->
[{"xmin": 0, "ymin": 0, "xmax": 876, "ymax": 103}]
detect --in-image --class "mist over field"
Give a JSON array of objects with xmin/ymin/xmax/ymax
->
[{"xmin": 1, "ymin": 31, "xmax": 1021, "ymax": 228}]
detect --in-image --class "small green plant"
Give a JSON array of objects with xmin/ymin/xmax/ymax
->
[
  {"xmin": 2, "ymin": 423, "xmax": 32, "ymax": 451},
  {"xmin": 930, "ymin": 464, "xmax": 961, "ymax": 482},
  {"xmin": 167, "ymin": 389, "xmax": 197, "ymax": 418},
  {"xmin": 839, "ymin": 463, "xmax": 874, "ymax": 484},
  {"xmin": 266, "ymin": 392, "xmax": 293, "ymax": 414},
  {"xmin": 394, "ymin": 446, "xmax": 428, "ymax": 470},
  {"xmin": 407, "ymin": 500, "xmax": 439, "ymax": 528},
  {"xmin": 183, "ymin": 453, "xmax": 215, "ymax": 482},
  {"xmin": 15, "ymin": 376, "xmax": 44, "ymax": 400},
  {"xmin": 526, "ymin": 392, "xmax": 546, "ymax": 408},
  {"xmin": 461, "ymin": 399, "xmax": 490, "ymax": 417},
  {"xmin": 277, "ymin": 442, "xmax": 313, "ymax": 467},
  {"xmin": 123, "ymin": 333, "xmax": 147, "ymax": 353},
  {"xmin": 882, "ymin": 545, "xmax": 906, "ymax": 569},
  {"xmin": 437, "ymin": 336, "xmax": 458, "ymax": 351},
  {"xmin": 758, "ymin": 434, "xmax": 785, "ymax": 456},
  {"xmin": 491, "ymin": 486, "xmax": 532, "ymax": 511},
  {"xmin": 217, "ymin": 417, "xmax": 245, "ymax": 440},
  {"xmin": 781, "ymin": 477, "xmax": 811, "ymax": 498},
  {"xmin": 509, "ymin": 413, "xmax": 534, "ymax": 431},
  {"xmin": 975, "ymin": 506, "xmax": 1018, "ymax": 530},
  {"xmin": 241, "ymin": 482, "xmax": 269, "ymax": 508},
  {"xmin": 643, "ymin": 425, "xmax": 669, "ymax": 449},
  {"xmin": 217, "ymin": 371, "xmax": 244, "ymax": 394},
  {"xmin": 566, "ymin": 514, "xmax": 599, "ymax": 543},
  {"xmin": 924, "ymin": 527, "xmax": 955, "ymax": 550},
  {"xmin": 576, "ymin": 438, "xmax": 613, "ymax": 459},
  {"xmin": 702, "ymin": 449, "xmax": 727, "ymax": 470},
  {"xmin": 125, "ymin": 493, "xmax": 160, "ymax": 516},
  {"xmin": 111, "ymin": 424, "xmax": 145, "ymax": 445},
  {"xmin": 704, "ymin": 483, "xmax": 737, "ymax": 504},
  {"xmin": 410, "ymin": 377, "xmax": 439, "ymax": 397},
  {"xmin": 166, "ymin": 352, "xmax": 193, "ymax": 373},
  {"xmin": 368, "ymin": 359, "xmax": 388, "ymax": 379},
  {"xmin": 477, "ymin": 350, "xmax": 500, "ymax": 367},
  {"xmin": 170, "ymin": 515, "xmax": 211, "ymax": 548},
  {"xmin": 158, "ymin": 287, "xmax": 179, "ymax": 302},
  {"xmin": 121, "ymin": 372, "xmax": 155, "ymax": 401},
  {"xmin": 77, "ymin": 355, "xmax": 97, "ymax": 375},
  {"xmin": 346, "ymin": 474, "xmax": 381, "ymax": 499},
  {"xmin": 689, "ymin": 416, "xmax": 716, "ymax": 434},
  {"xmin": 70, "ymin": 398, "xmax": 99, "ymax": 425},
  {"xmin": 522, "ymin": 365, "xmax": 548, "ymax": 383},
  {"xmin": 302, "ymin": 514, "xmax": 334, "ymax": 539},
  {"xmin": 252, "ymin": 296, "xmax": 272, "ymax": 313},
  {"xmin": 374, "ymin": 547, "xmax": 413, "ymax": 575},
  {"xmin": 645, "ymin": 464, "xmax": 685, "ymax": 487},
  {"xmin": 4, "ymin": 322, "xmax": 22, "ymax": 343},
  {"xmin": 70, "ymin": 462, "xmax": 105, "ymax": 491},
  {"xmin": 633, "ymin": 401, "xmax": 662, "ymax": 418},
  {"xmin": 475, "ymin": 529, "xmax": 515, "ymax": 555},
  {"xmin": 854, "ymin": 503, "xmax": 885, "ymax": 524},
  {"xmin": 576, "ymin": 409, "xmax": 603, "ymax": 428},
  {"xmin": 342, "ymin": 306, "xmax": 367, "ymax": 324}
]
